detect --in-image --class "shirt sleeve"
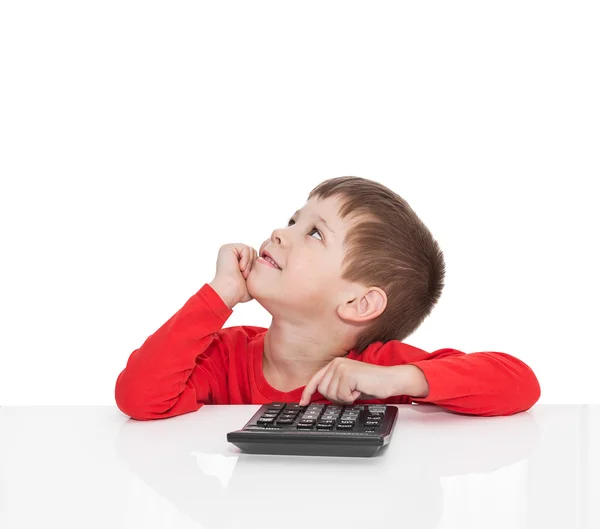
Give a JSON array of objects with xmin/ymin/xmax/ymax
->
[
  {"xmin": 114, "ymin": 283, "xmax": 233, "ymax": 421},
  {"xmin": 361, "ymin": 343, "xmax": 541, "ymax": 416}
]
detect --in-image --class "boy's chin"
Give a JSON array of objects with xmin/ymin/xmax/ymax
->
[
  {"xmin": 248, "ymin": 292, "xmax": 275, "ymax": 314},
  {"xmin": 247, "ymin": 281, "xmax": 277, "ymax": 308}
]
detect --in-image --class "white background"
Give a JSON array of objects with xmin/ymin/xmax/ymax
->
[{"xmin": 1, "ymin": 1, "xmax": 598, "ymax": 406}]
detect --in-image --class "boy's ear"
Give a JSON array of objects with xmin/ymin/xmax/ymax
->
[{"xmin": 337, "ymin": 287, "xmax": 387, "ymax": 323}]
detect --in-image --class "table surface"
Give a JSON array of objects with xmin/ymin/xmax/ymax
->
[{"xmin": 0, "ymin": 404, "xmax": 598, "ymax": 529}]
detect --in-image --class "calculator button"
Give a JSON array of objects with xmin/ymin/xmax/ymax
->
[
  {"xmin": 316, "ymin": 423, "xmax": 334, "ymax": 430},
  {"xmin": 275, "ymin": 418, "xmax": 295, "ymax": 425},
  {"xmin": 336, "ymin": 423, "xmax": 354, "ymax": 430},
  {"xmin": 286, "ymin": 404, "xmax": 307, "ymax": 410},
  {"xmin": 269, "ymin": 403, "xmax": 287, "ymax": 409},
  {"xmin": 257, "ymin": 417, "xmax": 275, "ymax": 425}
]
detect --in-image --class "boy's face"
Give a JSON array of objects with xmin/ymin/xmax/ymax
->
[{"xmin": 248, "ymin": 195, "xmax": 356, "ymax": 318}]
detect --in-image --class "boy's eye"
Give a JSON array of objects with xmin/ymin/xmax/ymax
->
[{"xmin": 287, "ymin": 219, "xmax": 323, "ymax": 240}]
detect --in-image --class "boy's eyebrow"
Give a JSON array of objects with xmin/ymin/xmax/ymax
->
[{"xmin": 292, "ymin": 209, "xmax": 335, "ymax": 234}]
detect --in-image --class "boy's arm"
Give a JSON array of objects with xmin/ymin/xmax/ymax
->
[
  {"xmin": 114, "ymin": 283, "xmax": 233, "ymax": 421},
  {"xmin": 361, "ymin": 343, "xmax": 541, "ymax": 416}
]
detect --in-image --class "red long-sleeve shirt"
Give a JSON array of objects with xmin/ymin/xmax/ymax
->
[{"xmin": 115, "ymin": 283, "xmax": 541, "ymax": 420}]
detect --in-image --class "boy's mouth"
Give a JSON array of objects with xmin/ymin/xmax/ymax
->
[
  {"xmin": 258, "ymin": 256, "xmax": 281, "ymax": 270},
  {"xmin": 260, "ymin": 250, "xmax": 282, "ymax": 269}
]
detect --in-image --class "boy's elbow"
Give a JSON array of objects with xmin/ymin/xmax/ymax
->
[
  {"xmin": 115, "ymin": 390, "xmax": 140, "ymax": 420},
  {"xmin": 524, "ymin": 367, "xmax": 542, "ymax": 411},
  {"xmin": 508, "ymin": 366, "xmax": 541, "ymax": 416},
  {"xmin": 115, "ymin": 371, "xmax": 203, "ymax": 421},
  {"xmin": 115, "ymin": 390, "xmax": 167, "ymax": 421},
  {"xmin": 115, "ymin": 395, "xmax": 145, "ymax": 421},
  {"xmin": 114, "ymin": 371, "xmax": 152, "ymax": 421},
  {"xmin": 486, "ymin": 365, "xmax": 541, "ymax": 417}
]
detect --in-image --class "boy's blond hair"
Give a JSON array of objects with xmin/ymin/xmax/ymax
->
[{"xmin": 307, "ymin": 176, "xmax": 445, "ymax": 353}]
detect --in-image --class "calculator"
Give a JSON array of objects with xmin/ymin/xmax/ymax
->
[{"xmin": 227, "ymin": 402, "xmax": 398, "ymax": 457}]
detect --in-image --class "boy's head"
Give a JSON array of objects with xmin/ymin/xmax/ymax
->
[{"xmin": 249, "ymin": 176, "xmax": 445, "ymax": 353}]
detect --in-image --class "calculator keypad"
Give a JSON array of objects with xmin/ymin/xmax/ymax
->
[{"xmin": 252, "ymin": 402, "xmax": 387, "ymax": 434}]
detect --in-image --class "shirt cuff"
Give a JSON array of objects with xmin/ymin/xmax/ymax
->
[{"xmin": 196, "ymin": 283, "xmax": 233, "ymax": 323}]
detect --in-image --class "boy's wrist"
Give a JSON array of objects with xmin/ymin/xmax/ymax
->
[
  {"xmin": 388, "ymin": 364, "xmax": 429, "ymax": 398},
  {"xmin": 208, "ymin": 279, "xmax": 238, "ymax": 309}
]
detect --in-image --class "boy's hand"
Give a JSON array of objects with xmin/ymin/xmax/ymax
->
[
  {"xmin": 298, "ymin": 357, "xmax": 398, "ymax": 406},
  {"xmin": 210, "ymin": 243, "xmax": 258, "ymax": 307}
]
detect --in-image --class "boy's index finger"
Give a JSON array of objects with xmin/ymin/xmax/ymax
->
[
  {"xmin": 299, "ymin": 365, "xmax": 327, "ymax": 406},
  {"xmin": 299, "ymin": 382, "xmax": 314, "ymax": 406}
]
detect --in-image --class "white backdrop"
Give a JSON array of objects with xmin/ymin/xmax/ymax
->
[{"xmin": 1, "ymin": 1, "xmax": 598, "ymax": 406}]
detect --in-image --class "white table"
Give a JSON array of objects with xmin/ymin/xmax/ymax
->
[{"xmin": 0, "ymin": 404, "xmax": 598, "ymax": 529}]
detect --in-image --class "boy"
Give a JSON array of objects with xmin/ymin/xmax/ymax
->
[{"xmin": 115, "ymin": 176, "xmax": 540, "ymax": 420}]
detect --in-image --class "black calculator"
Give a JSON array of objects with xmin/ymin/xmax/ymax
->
[{"xmin": 227, "ymin": 402, "xmax": 398, "ymax": 457}]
